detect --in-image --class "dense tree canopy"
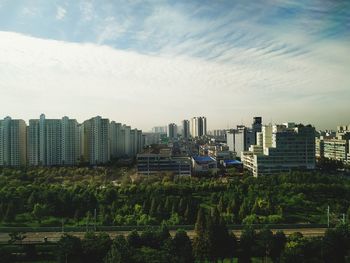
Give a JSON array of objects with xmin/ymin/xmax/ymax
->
[{"xmin": 0, "ymin": 167, "xmax": 349, "ymax": 228}]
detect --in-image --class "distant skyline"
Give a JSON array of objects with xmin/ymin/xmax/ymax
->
[{"xmin": 0, "ymin": 0, "xmax": 349, "ymax": 131}]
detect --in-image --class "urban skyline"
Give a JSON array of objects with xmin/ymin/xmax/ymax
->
[{"xmin": 0, "ymin": 1, "xmax": 349, "ymax": 131}]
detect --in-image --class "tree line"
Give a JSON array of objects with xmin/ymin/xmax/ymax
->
[
  {"xmin": 1, "ymin": 167, "xmax": 350, "ymax": 227},
  {"xmin": 2, "ymin": 209, "xmax": 350, "ymax": 262}
]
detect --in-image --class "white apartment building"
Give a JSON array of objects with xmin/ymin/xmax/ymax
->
[
  {"xmin": 110, "ymin": 121, "xmax": 123, "ymax": 159},
  {"xmin": 28, "ymin": 115, "xmax": 80, "ymax": 166},
  {"xmin": 2, "ymin": 114, "xmax": 144, "ymax": 167},
  {"xmin": 82, "ymin": 116, "xmax": 110, "ymax": 165},
  {"xmin": 28, "ymin": 119, "xmax": 40, "ymax": 165},
  {"xmin": 0, "ymin": 117, "xmax": 27, "ymax": 166},
  {"xmin": 242, "ymin": 123, "xmax": 315, "ymax": 177},
  {"xmin": 61, "ymin": 117, "xmax": 80, "ymax": 165},
  {"xmin": 38, "ymin": 114, "xmax": 62, "ymax": 166},
  {"xmin": 122, "ymin": 125, "xmax": 131, "ymax": 157}
]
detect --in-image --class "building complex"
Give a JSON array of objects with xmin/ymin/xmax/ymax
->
[
  {"xmin": 242, "ymin": 123, "xmax": 315, "ymax": 177},
  {"xmin": 316, "ymin": 125, "xmax": 350, "ymax": 163},
  {"xmin": 0, "ymin": 115, "xmax": 144, "ymax": 167}
]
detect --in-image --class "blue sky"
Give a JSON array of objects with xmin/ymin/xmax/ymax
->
[{"xmin": 0, "ymin": 0, "xmax": 349, "ymax": 130}]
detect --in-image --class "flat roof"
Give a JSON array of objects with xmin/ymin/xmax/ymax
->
[
  {"xmin": 224, "ymin": 159, "xmax": 242, "ymax": 165},
  {"xmin": 192, "ymin": 156, "xmax": 216, "ymax": 163}
]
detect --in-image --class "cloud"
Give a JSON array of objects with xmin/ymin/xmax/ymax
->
[
  {"xmin": 21, "ymin": 7, "xmax": 38, "ymax": 17},
  {"xmin": 56, "ymin": 6, "xmax": 66, "ymax": 20},
  {"xmin": 79, "ymin": 1, "xmax": 94, "ymax": 21},
  {"xmin": 0, "ymin": 1, "xmax": 349, "ymax": 130},
  {"xmin": 0, "ymin": 31, "xmax": 349, "ymax": 131}
]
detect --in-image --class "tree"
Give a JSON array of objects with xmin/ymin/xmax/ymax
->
[
  {"xmin": 238, "ymin": 200, "xmax": 250, "ymax": 222},
  {"xmin": 104, "ymin": 244, "xmax": 122, "ymax": 263},
  {"xmin": 57, "ymin": 234, "xmax": 83, "ymax": 263},
  {"xmin": 193, "ymin": 208, "xmax": 210, "ymax": 262},
  {"xmin": 32, "ymin": 203, "xmax": 49, "ymax": 223},
  {"xmin": 323, "ymin": 223, "xmax": 350, "ymax": 263},
  {"xmin": 172, "ymin": 229, "xmax": 194, "ymax": 263},
  {"xmin": 281, "ymin": 234, "xmax": 322, "ymax": 263},
  {"xmin": 238, "ymin": 226, "xmax": 257, "ymax": 263},
  {"xmin": 149, "ymin": 198, "xmax": 157, "ymax": 218},
  {"xmin": 4, "ymin": 202, "xmax": 16, "ymax": 222},
  {"xmin": 105, "ymin": 235, "xmax": 131, "ymax": 263},
  {"xmin": 81, "ymin": 232, "xmax": 112, "ymax": 263},
  {"xmin": 127, "ymin": 230, "xmax": 142, "ymax": 248},
  {"xmin": 270, "ymin": 231, "xmax": 287, "ymax": 263},
  {"xmin": 256, "ymin": 227, "xmax": 274, "ymax": 261}
]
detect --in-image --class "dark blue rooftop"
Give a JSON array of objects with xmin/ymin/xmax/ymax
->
[{"xmin": 224, "ymin": 159, "xmax": 242, "ymax": 165}]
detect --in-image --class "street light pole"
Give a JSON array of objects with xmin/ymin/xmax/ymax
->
[{"xmin": 327, "ymin": 206, "xmax": 330, "ymax": 228}]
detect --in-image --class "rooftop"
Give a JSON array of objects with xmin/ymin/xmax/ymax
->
[{"xmin": 192, "ymin": 156, "xmax": 216, "ymax": 164}]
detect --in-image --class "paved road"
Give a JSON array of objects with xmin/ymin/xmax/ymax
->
[{"xmin": 0, "ymin": 228, "xmax": 327, "ymax": 244}]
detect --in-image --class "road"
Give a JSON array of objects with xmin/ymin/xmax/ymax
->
[{"xmin": 0, "ymin": 228, "xmax": 328, "ymax": 244}]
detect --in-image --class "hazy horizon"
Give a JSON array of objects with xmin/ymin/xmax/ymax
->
[{"xmin": 0, "ymin": 1, "xmax": 349, "ymax": 131}]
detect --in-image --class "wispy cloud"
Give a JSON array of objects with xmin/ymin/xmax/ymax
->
[
  {"xmin": 56, "ymin": 6, "xmax": 66, "ymax": 20},
  {"xmin": 0, "ymin": 1, "xmax": 349, "ymax": 129},
  {"xmin": 0, "ymin": 31, "xmax": 349, "ymax": 130}
]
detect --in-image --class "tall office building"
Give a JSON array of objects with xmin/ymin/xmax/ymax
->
[
  {"xmin": 0, "ymin": 117, "xmax": 27, "ymax": 166},
  {"xmin": 182, "ymin": 120, "xmax": 190, "ymax": 139},
  {"xmin": 242, "ymin": 123, "xmax": 315, "ymax": 177},
  {"xmin": 190, "ymin": 117, "xmax": 207, "ymax": 138},
  {"xmin": 167, "ymin": 123, "xmax": 178, "ymax": 139},
  {"xmin": 82, "ymin": 116, "xmax": 110, "ymax": 165}
]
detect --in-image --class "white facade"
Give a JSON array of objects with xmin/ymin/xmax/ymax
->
[
  {"xmin": 61, "ymin": 117, "xmax": 80, "ymax": 165},
  {"xmin": 226, "ymin": 126, "xmax": 255, "ymax": 158},
  {"xmin": 2, "ymin": 114, "xmax": 144, "ymax": 166},
  {"xmin": 110, "ymin": 121, "xmax": 123, "ymax": 158},
  {"xmin": 82, "ymin": 116, "xmax": 110, "ymax": 165},
  {"xmin": 242, "ymin": 123, "xmax": 316, "ymax": 177},
  {"xmin": 122, "ymin": 125, "xmax": 131, "ymax": 156},
  {"xmin": 36, "ymin": 114, "xmax": 62, "ymax": 166},
  {"xmin": 190, "ymin": 117, "xmax": 207, "ymax": 137},
  {"xmin": 28, "ymin": 115, "xmax": 80, "ymax": 166},
  {"xmin": 27, "ymin": 119, "xmax": 40, "ymax": 165},
  {"xmin": 0, "ymin": 117, "xmax": 27, "ymax": 166}
]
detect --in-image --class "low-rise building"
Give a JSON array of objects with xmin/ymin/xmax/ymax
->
[
  {"xmin": 137, "ymin": 149, "xmax": 191, "ymax": 176},
  {"xmin": 242, "ymin": 123, "xmax": 315, "ymax": 177},
  {"xmin": 191, "ymin": 156, "xmax": 217, "ymax": 175},
  {"xmin": 316, "ymin": 125, "xmax": 350, "ymax": 164}
]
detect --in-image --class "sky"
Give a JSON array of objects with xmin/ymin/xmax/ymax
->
[{"xmin": 0, "ymin": 0, "xmax": 349, "ymax": 131}]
